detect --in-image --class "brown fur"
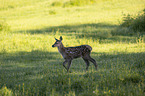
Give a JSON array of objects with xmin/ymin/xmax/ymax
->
[{"xmin": 52, "ymin": 36, "xmax": 97, "ymax": 72}]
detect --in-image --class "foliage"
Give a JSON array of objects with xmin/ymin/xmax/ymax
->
[{"xmin": 121, "ymin": 8, "xmax": 145, "ymax": 32}]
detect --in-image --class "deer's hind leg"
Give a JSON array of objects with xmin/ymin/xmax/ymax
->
[
  {"xmin": 82, "ymin": 58, "xmax": 90, "ymax": 71},
  {"xmin": 88, "ymin": 57, "xmax": 97, "ymax": 70},
  {"xmin": 83, "ymin": 53, "xmax": 97, "ymax": 70}
]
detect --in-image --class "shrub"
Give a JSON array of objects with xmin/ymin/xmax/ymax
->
[
  {"xmin": 121, "ymin": 14, "xmax": 134, "ymax": 27},
  {"xmin": 121, "ymin": 8, "xmax": 145, "ymax": 32},
  {"xmin": 131, "ymin": 13, "xmax": 145, "ymax": 31}
]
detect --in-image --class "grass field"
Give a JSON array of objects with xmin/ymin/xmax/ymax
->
[{"xmin": 0, "ymin": 0, "xmax": 145, "ymax": 95}]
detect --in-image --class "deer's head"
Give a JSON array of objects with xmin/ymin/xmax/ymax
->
[{"xmin": 52, "ymin": 36, "xmax": 63, "ymax": 47}]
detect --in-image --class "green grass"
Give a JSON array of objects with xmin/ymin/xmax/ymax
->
[{"xmin": 0, "ymin": 0, "xmax": 145, "ymax": 95}]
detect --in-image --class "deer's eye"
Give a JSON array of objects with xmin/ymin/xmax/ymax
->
[{"xmin": 55, "ymin": 42, "xmax": 59, "ymax": 44}]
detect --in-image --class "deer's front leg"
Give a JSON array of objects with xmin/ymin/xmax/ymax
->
[
  {"xmin": 63, "ymin": 60, "xmax": 68, "ymax": 71},
  {"xmin": 67, "ymin": 59, "xmax": 72, "ymax": 72}
]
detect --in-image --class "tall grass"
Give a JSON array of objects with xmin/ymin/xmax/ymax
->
[{"xmin": 0, "ymin": 0, "xmax": 145, "ymax": 95}]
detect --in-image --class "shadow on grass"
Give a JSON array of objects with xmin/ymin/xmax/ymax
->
[
  {"xmin": 16, "ymin": 22, "xmax": 142, "ymax": 43},
  {"xmin": 0, "ymin": 50, "xmax": 60, "ymax": 88},
  {"xmin": 17, "ymin": 23, "xmax": 120, "ymax": 40},
  {"xmin": 18, "ymin": 23, "xmax": 117, "ymax": 34},
  {"xmin": 1, "ymin": 50, "xmax": 58, "ymax": 63},
  {"xmin": 0, "ymin": 50, "xmax": 145, "ymax": 95}
]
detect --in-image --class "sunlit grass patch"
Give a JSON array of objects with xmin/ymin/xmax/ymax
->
[
  {"xmin": 0, "ymin": 0, "xmax": 145, "ymax": 95},
  {"xmin": 0, "ymin": 86, "xmax": 13, "ymax": 96}
]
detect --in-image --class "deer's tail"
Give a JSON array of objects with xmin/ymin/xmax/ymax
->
[{"xmin": 86, "ymin": 45, "xmax": 92, "ymax": 51}]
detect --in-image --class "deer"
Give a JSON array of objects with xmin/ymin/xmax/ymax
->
[{"xmin": 52, "ymin": 36, "xmax": 97, "ymax": 72}]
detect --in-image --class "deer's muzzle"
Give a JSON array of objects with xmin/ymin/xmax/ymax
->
[{"xmin": 52, "ymin": 45, "xmax": 55, "ymax": 47}]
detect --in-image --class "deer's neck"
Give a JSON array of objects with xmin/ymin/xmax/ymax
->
[{"xmin": 57, "ymin": 43, "xmax": 65, "ymax": 54}]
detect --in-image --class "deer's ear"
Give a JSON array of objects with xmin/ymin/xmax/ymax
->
[
  {"xmin": 60, "ymin": 36, "xmax": 63, "ymax": 41},
  {"xmin": 55, "ymin": 38, "xmax": 58, "ymax": 41}
]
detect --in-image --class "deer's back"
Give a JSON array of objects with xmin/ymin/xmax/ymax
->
[{"xmin": 64, "ymin": 45, "xmax": 92, "ymax": 59}]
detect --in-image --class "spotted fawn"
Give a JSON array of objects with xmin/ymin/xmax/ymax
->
[{"xmin": 52, "ymin": 36, "xmax": 97, "ymax": 72}]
